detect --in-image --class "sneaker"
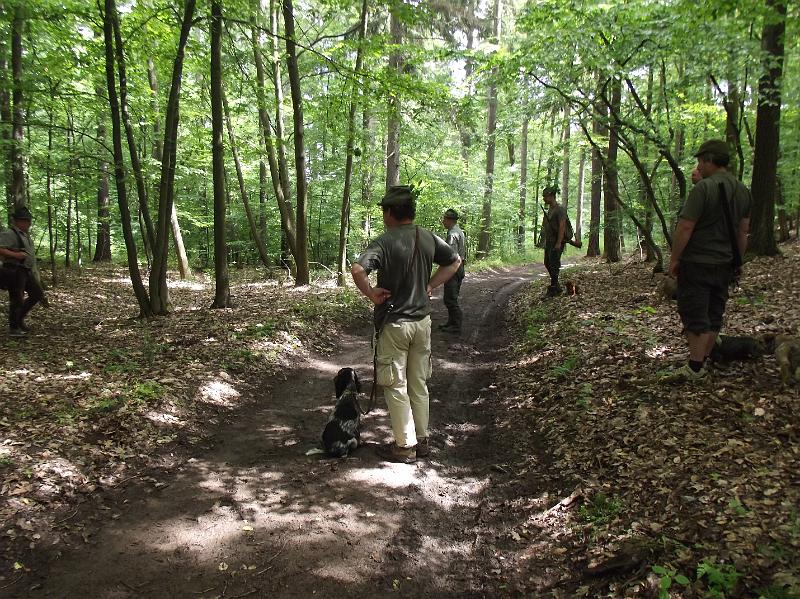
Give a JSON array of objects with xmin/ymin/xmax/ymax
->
[
  {"xmin": 18, "ymin": 322, "xmax": 30, "ymax": 333},
  {"xmin": 437, "ymin": 323, "xmax": 453, "ymax": 331},
  {"xmin": 660, "ymin": 364, "xmax": 708, "ymax": 383},
  {"xmin": 415, "ymin": 438, "xmax": 430, "ymax": 458},
  {"xmin": 439, "ymin": 324, "xmax": 461, "ymax": 334},
  {"xmin": 376, "ymin": 442, "xmax": 416, "ymax": 464},
  {"xmin": 9, "ymin": 327, "xmax": 27, "ymax": 338}
]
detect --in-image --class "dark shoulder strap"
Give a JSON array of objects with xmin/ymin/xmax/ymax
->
[{"xmin": 718, "ymin": 182, "xmax": 742, "ymax": 272}]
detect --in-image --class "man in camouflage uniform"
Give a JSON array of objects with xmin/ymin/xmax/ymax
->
[
  {"xmin": 351, "ymin": 186, "xmax": 461, "ymax": 463},
  {"xmin": 0, "ymin": 206, "xmax": 44, "ymax": 337},
  {"xmin": 666, "ymin": 139, "xmax": 752, "ymax": 382},
  {"xmin": 541, "ymin": 186, "xmax": 567, "ymax": 297},
  {"xmin": 439, "ymin": 208, "xmax": 466, "ymax": 334}
]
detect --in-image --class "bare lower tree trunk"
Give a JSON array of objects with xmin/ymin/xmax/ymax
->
[
  {"xmin": 0, "ymin": 37, "xmax": 10, "ymax": 214},
  {"xmin": 575, "ymin": 147, "xmax": 585, "ymax": 243},
  {"xmin": 46, "ymin": 111, "xmax": 58, "ymax": 284},
  {"xmin": 385, "ymin": 6, "xmax": 402, "ymax": 188},
  {"xmin": 603, "ymin": 79, "xmax": 621, "ymax": 263},
  {"xmin": 210, "ymin": 0, "xmax": 230, "ymax": 307},
  {"xmin": 94, "ymin": 121, "xmax": 112, "ymax": 261},
  {"xmin": 282, "ymin": 0, "xmax": 310, "ymax": 286},
  {"xmin": 9, "ymin": 4, "xmax": 25, "ymax": 210},
  {"xmin": 561, "ymin": 102, "xmax": 570, "ymax": 210},
  {"xmin": 222, "ymin": 87, "xmax": 271, "ymax": 267},
  {"xmin": 337, "ymin": 0, "xmax": 369, "ymax": 286},
  {"xmin": 518, "ymin": 113, "xmax": 529, "ymax": 248},
  {"xmin": 147, "ymin": 56, "xmax": 189, "ymax": 279},
  {"xmin": 150, "ymin": 0, "xmax": 196, "ymax": 313},
  {"xmin": 587, "ymin": 78, "xmax": 604, "ymax": 257},
  {"xmin": 102, "ymin": 0, "xmax": 152, "ymax": 316},
  {"xmin": 749, "ymin": 0, "xmax": 786, "ymax": 256}
]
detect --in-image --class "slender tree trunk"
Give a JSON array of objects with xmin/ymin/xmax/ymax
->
[
  {"xmin": 575, "ymin": 147, "xmax": 585, "ymax": 243},
  {"xmin": 560, "ymin": 103, "xmax": 570, "ymax": 210},
  {"xmin": 45, "ymin": 111, "xmax": 57, "ymax": 284},
  {"xmin": 0, "ymin": 36, "xmax": 11, "ymax": 214},
  {"xmin": 251, "ymin": 21, "xmax": 298, "ymax": 263},
  {"xmin": 477, "ymin": 0, "xmax": 502, "ymax": 259},
  {"xmin": 603, "ymin": 79, "xmax": 621, "ymax": 263},
  {"xmin": 150, "ymin": 0, "xmax": 196, "ymax": 313},
  {"xmin": 147, "ymin": 56, "xmax": 190, "ymax": 279},
  {"xmin": 385, "ymin": 6, "xmax": 402, "ymax": 188},
  {"xmin": 65, "ymin": 115, "xmax": 74, "ymax": 268},
  {"xmin": 587, "ymin": 80, "xmax": 604, "ymax": 257},
  {"xmin": 102, "ymin": 0, "xmax": 152, "ymax": 316},
  {"xmin": 749, "ymin": 0, "xmax": 786, "ymax": 256},
  {"xmin": 210, "ymin": 0, "xmax": 230, "ymax": 307},
  {"xmin": 337, "ymin": 0, "xmax": 369, "ymax": 286},
  {"xmin": 9, "ymin": 4, "xmax": 25, "ymax": 210},
  {"xmin": 222, "ymin": 87, "xmax": 271, "ymax": 268},
  {"xmin": 532, "ymin": 121, "xmax": 545, "ymax": 246},
  {"xmin": 94, "ymin": 121, "xmax": 112, "ymax": 261},
  {"xmin": 282, "ymin": 0, "xmax": 310, "ymax": 286},
  {"xmin": 518, "ymin": 113, "xmax": 529, "ymax": 248}
]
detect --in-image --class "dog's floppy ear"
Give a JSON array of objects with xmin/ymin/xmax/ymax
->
[
  {"xmin": 334, "ymin": 368, "xmax": 346, "ymax": 398},
  {"xmin": 353, "ymin": 370, "xmax": 362, "ymax": 393}
]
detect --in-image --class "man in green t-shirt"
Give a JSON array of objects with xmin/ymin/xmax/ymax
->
[
  {"xmin": 666, "ymin": 139, "xmax": 752, "ymax": 382},
  {"xmin": 541, "ymin": 186, "xmax": 567, "ymax": 297},
  {"xmin": 351, "ymin": 186, "xmax": 461, "ymax": 463},
  {"xmin": 439, "ymin": 208, "xmax": 466, "ymax": 334}
]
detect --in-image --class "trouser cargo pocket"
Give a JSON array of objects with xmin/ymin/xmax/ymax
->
[{"xmin": 376, "ymin": 357, "xmax": 398, "ymax": 387}]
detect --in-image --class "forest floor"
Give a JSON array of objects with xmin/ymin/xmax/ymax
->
[{"xmin": 0, "ymin": 243, "xmax": 798, "ymax": 598}]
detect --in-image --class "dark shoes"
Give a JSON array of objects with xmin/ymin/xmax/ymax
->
[
  {"xmin": 376, "ymin": 442, "xmax": 416, "ymax": 464},
  {"xmin": 438, "ymin": 323, "xmax": 461, "ymax": 334},
  {"xmin": 544, "ymin": 285, "xmax": 563, "ymax": 298},
  {"xmin": 415, "ymin": 437, "xmax": 430, "ymax": 458},
  {"xmin": 9, "ymin": 327, "xmax": 27, "ymax": 338}
]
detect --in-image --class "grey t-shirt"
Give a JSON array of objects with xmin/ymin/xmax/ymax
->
[
  {"xmin": 357, "ymin": 223, "xmax": 457, "ymax": 326},
  {"xmin": 0, "ymin": 225, "xmax": 35, "ymax": 269},
  {"xmin": 679, "ymin": 171, "xmax": 752, "ymax": 264},
  {"xmin": 543, "ymin": 205, "xmax": 567, "ymax": 249},
  {"xmin": 446, "ymin": 223, "xmax": 466, "ymax": 276}
]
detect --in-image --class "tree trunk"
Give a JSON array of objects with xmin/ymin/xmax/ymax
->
[
  {"xmin": 587, "ymin": 78, "xmax": 604, "ymax": 257},
  {"xmin": 45, "ymin": 110, "xmax": 58, "ymax": 284},
  {"xmin": 210, "ymin": 0, "xmax": 231, "ymax": 308},
  {"xmin": 749, "ymin": 0, "xmax": 786, "ymax": 256},
  {"xmin": 150, "ymin": 0, "xmax": 196, "ymax": 313},
  {"xmin": 0, "ymin": 36, "xmax": 11, "ymax": 214},
  {"xmin": 282, "ymin": 0, "xmax": 310, "ymax": 286},
  {"xmin": 94, "ymin": 121, "xmax": 112, "ymax": 261},
  {"xmin": 385, "ymin": 6, "xmax": 402, "ymax": 188},
  {"xmin": 477, "ymin": 0, "xmax": 501, "ymax": 259},
  {"xmin": 603, "ymin": 79, "xmax": 621, "ymax": 263},
  {"xmin": 250, "ymin": 20, "xmax": 298, "ymax": 264},
  {"xmin": 518, "ymin": 113, "xmax": 529, "ymax": 248},
  {"xmin": 337, "ymin": 0, "xmax": 369, "ymax": 286},
  {"xmin": 561, "ymin": 103, "xmax": 570, "ymax": 210},
  {"xmin": 222, "ymin": 87, "xmax": 271, "ymax": 268},
  {"xmin": 9, "ymin": 4, "xmax": 25, "ymax": 210},
  {"xmin": 147, "ymin": 56, "xmax": 190, "ymax": 279},
  {"xmin": 575, "ymin": 147, "xmax": 585, "ymax": 243},
  {"xmin": 65, "ymin": 114, "xmax": 74, "ymax": 268},
  {"xmin": 102, "ymin": 0, "xmax": 152, "ymax": 316}
]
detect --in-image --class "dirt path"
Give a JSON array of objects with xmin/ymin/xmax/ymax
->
[{"xmin": 12, "ymin": 265, "xmax": 544, "ymax": 599}]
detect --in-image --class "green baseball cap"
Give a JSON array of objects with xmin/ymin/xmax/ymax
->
[
  {"xmin": 378, "ymin": 185, "xmax": 415, "ymax": 208},
  {"xmin": 443, "ymin": 208, "xmax": 459, "ymax": 220},
  {"xmin": 542, "ymin": 186, "xmax": 558, "ymax": 196},
  {"xmin": 693, "ymin": 139, "xmax": 730, "ymax": 159},
  {"xmin": 11, "ymin": 205, "xmax": 32, "ymax": 221}
]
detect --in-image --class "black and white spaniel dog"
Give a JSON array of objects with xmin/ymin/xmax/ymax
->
[{"xmin": 321, "ymin": 367, "xmax": 362, "ymax": 457}]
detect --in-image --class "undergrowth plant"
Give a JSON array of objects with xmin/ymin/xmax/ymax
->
[
  {"xmin": 652, "ymin": 564, "xmax": 690, "ymax": 599},
  {"xmin": 696, "ymin": 559, "xmax": 740, "ymax": 598}
]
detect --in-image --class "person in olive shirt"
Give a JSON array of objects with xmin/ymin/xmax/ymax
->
[
  {"xmin": 541, "ymin": 186, "xmax": 567, "ymax": 297},
  {"xmin": 439, "ymin": 208, "xmax": 466, "ymax": 334},
  {"xmin": 0, "ymin": 206, "xmax": 44, "ymax": 337},
  {"xmin": 666, "ymin": 139, "xmax": 751, "ymax": 382},
  {"xmin": 351, "ymin": 186, "xmax": 462, "ymax": 463}
]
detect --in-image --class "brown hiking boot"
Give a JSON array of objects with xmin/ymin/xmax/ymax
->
[
  {"xmin": 376, "ymin": 442, "xmax": 416, "ymax": 464},
  {"xmin": 415, "ymin": 437, "xmax": 430, "ymax": 458}
]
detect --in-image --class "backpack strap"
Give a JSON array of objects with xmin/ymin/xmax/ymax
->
[{"xmin": 718, "ymin": 182, "xmax": 743, "ymax": 284}]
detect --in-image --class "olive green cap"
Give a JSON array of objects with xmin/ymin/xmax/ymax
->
[
  {"xmin": 542, "ymin": 186, "xmax": 558, "ymax": 197},
  {"xmin": 378, "ymin": 185, "xmax": 415, "ymax": 208},
  {"xmin": 693, "ymin": 139, "xmax": 730, "ymax": 159},
  {"xmin": 443, "ymin": 208, "xmax": 459, "ymax": 220}
]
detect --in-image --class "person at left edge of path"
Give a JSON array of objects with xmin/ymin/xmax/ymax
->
[
  {"xmin": 0, "ymin": 206, "xmax": 44, "ymax": 337},
  {"xmin": 439, "ymin": 208, "xmax": 466, "ymax": 334},
  {"xmin": 541, "ymin": 186, "xmax": 567, "ymax": 297},
  {"xmin": 351, "ymin": 185, "xmax": 462, "ymax": 464}
]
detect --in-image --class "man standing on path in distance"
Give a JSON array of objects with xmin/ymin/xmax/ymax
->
[
  {"xmin": 439, "ymin": 208, "xmax": 466, "ymax": 334},
  {"xmin": 351, "ymin": 185, "xmax": 462, "ymax": 463},
  {"xmin": 541, "ymin": 186, "xmax": 567, "ymax": 297},
  {"xmin": 665, "ymin": 139, "xmax": 751, "ymax": 383}
]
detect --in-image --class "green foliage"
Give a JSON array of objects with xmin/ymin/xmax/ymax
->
[
  {"xmin": 696, "ymin": 559, "xmax": 741, "ymax": 598},
  {"xmin": 756, "ymin": 585, "xmax": 800, "ymax": 599},
  {"xmin": 579, "ymin": 493, "xmax": 622, "ymax": 525},
  {"xmin": 132, "ymin": 381, "xmax": 165, "ymax": 403},
  {"xmin": 551, "ymin": 353, "xmax": 578, "ymax": 378},
  {"xmin": 521, "ymin": 303, "xmax": 551, "ymax": 349},
  {"xmin": 652, "ymin": 564, "xmax": 691, "ymax": 599}
]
